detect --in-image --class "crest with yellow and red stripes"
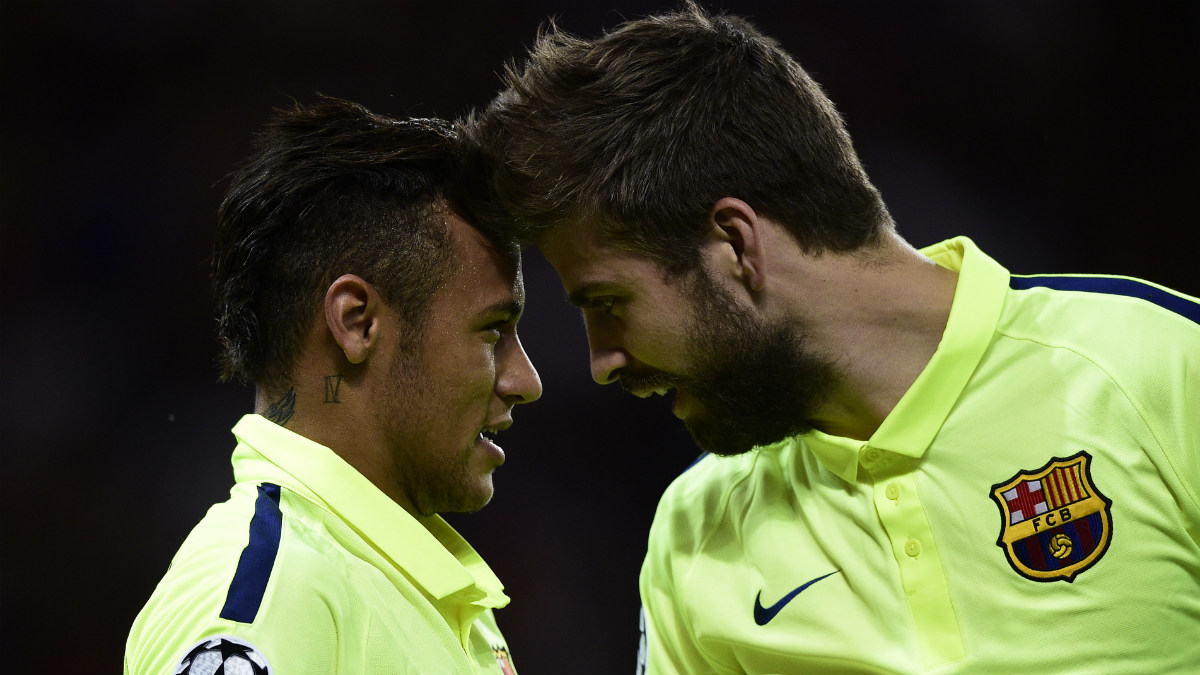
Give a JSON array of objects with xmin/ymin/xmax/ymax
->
[{"xmin": 990, "ymin": 451, "xmax": 1113, "ymax": 582}]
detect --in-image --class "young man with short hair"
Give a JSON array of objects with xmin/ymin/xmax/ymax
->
[
  {"xmin": 126, "ymin": 98, "xmax": 540, "ymax": 675},
  {"xmin": 470, "ymin": 5, "xmax": 1200, "ymax": 674}
]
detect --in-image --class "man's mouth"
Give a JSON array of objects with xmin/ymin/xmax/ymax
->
[
  {"xmin": 621, "ymin": 372, "xmax": 675, "ymax": 399},
  {"xmin": 630, "ymin": 385, "xmax": 672, "ymax": 399},
  {"xmin": 476, "ymin": 430, "xmax": 505, "ymax": 463},
  {"xmin": 477, "ymin": 417, "xmax": 513, "ymax": 460},
  {"xmin": 481, "ymin": 416, "xmax": 513, "ymax": 438}
]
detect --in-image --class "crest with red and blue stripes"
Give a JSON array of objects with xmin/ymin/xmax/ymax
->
[{"xmin": 990, "ymin": 451, "xmax": 1112, "ymax": 582}]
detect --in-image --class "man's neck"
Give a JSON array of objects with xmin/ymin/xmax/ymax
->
[
  {"xmin": 781, "ymin": 235, "xmax": 959, "ymax": 441},
  {"xmin": 253, "ymin": 367, "xmax": 419, "ymax": 516}
]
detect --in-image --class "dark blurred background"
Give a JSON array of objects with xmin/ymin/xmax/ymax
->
[{"xmin": 1, "ymin": 1, "xmax": 1196, "ymax": 673}]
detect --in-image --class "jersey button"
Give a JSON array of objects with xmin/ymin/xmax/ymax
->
[
  {"xmin": 904, "ymin": 538, "xmax": 921, "ymax": 558},
  {"xmin": 863, "ymin": 447, "xmax": 884, "ymax": 465},
  {"xmin": 886, "ymin": 483, "xmax": 900, "ymax": 500}
]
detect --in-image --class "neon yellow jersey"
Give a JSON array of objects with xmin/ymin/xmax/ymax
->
[
  {"xmin": 126, "ymin": 415, "xmax": 518, "ymax": 675},
  {"xmin": 638, "ymin": 237, "xmax": 1200, "ymax": 674}
]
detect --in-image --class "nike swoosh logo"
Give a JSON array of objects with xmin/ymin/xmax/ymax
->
[{"xmin": 753, "ymin": 570, "xmax": 840, "ymax": 626}]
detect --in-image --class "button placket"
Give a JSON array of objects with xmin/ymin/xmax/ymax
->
[
  {"xmin": 904, "ymin": 538, "xmax": 922, "ymax": 558},
  {"xmin": 862, "ymin": 454, "xmax": 962, "ymax": 664},
  {"xmin": 865, "ymin": 458, "xmax": 926, "ymax": 582}
]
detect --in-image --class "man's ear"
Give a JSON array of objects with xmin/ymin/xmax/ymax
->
[
  {"xmin": 324, "ymin": 274, "xmax": 385, "ymax": 365},
  {"xmin": 708, "ymin": 197, "xmax": 766, "ymax": 292}
]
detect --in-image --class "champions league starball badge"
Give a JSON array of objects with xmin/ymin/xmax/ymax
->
[{"xmin": 175, "ymin": 635, "xmax": 272, "ymax": 675}]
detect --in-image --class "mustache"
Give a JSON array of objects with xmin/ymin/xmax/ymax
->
[{"xmin": 618, "ymin": 370, "xmax": 677, "ymax": 394}]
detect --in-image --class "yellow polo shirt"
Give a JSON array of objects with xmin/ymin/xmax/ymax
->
[
  {"xmin": 126, "ymin": 414, "xmax": 518, "ymax": 675},
  {"xmin": 639, "ymin": 237, "xmax": 1200, "ymax": 674}
]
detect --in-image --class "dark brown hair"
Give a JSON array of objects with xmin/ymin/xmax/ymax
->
[
  {"xmin": 468, "ymin": 2, "xmax": 891, "ymax": 274},
  {"xmin": 214, "ymin": 97, "xmax": 489, "ymax": 392}
]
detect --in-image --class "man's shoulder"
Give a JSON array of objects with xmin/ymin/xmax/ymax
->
[
  {"xmin": 1000, "ymin": 274, "xmax": 1200, "ymax": 387},
  {"xmin": 126, "ymin": 482, "xmax": 366, "ymax": 675},
  {"xmin": 658, "ymin": 450, "xmax": 754, "ymax": 506},
  {"xmin": 991, "ymin": 273, "xmax": 1200, "ymax": 488},
  {"xmin": 170, "ymin": 482, "xmax": 343, "ymax": 569},
  {"xmin": 1003, "ymin": 274, "xmax": 1200, "ymax": 341},
  {"xmin": 162, "ymin": 483, "xmax": 265, "ymax": 587},
  {"xmin": 651, "ymin": 444, "xmax": 788, "ymax": 546}
]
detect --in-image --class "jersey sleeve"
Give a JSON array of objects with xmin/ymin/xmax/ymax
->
[
  {"xmin": 1127, "ymin": 285, "xmax": 1200, "ymax": 534},
  {"xmin": 1056, "ymin": 280, "xmax": 1200, "ymax": 541},
  {"xmin": 1007, "ymin": 278, "xmax": 1200, "ymax": 541},
  {"xmin": 221, "ymin": 538, "xmax": 350, "ymax": 674},
  {"xmin": 124, "ymin": 492, "xmax": 356, "ymax": 675}
]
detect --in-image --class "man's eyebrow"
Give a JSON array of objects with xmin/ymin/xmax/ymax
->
[
  {"xmin": 566, "ymin": 282, "xmax": 618, "ymax": 307},
  {"xmin": 480, "ymin": 298, "xmax": 524, "ymax": 319}
]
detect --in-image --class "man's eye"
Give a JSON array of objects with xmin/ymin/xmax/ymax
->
[
  {"xmin": 482, "ymin": 321, "xmax": 508, "ymax": 341},
  {"xmin": 586, "ymin": 297, "xmax": 617, "ymax": 312}
]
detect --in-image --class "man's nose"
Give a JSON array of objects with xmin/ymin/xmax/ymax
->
[
  {"xmin": 585, "ymin": 317, "xmax": 630, "ymax": 385},
  {"xmin": 497, "ymin": 333, "xmax": 542, "ymax": 404}
]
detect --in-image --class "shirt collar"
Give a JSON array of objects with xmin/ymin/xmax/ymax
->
[
  {"xmin": 802, "ymin": 236, "xmax": 1010, "ymax": 482},
  {"xmin": 229, "ymin": 414, "xmax": 508, "ymax": 610}
]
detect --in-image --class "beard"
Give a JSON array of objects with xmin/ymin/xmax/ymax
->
[
  {"xmin": 628, "ymin": 270, "xmax": 837, "ymax": 456},
  {"xmin": 382, "ymin": 337, "xmax": 492, "ymax": 517}
]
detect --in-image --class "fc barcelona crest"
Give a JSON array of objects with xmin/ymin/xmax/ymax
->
[
  {"xmin": 990, "ymin": 451, "xmax": 1112, "ymax": 582},
  {"xmin": 492, "ymin": 645, "xmax": 515, "ymax": 675}
]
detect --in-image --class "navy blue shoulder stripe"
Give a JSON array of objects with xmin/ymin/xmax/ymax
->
[
  {"xmin": 1010, "ymin": 275, "xmax": 1200, "ymax": 325},
  {"xmin": 682, "ymin": 452, "xmax": 710, "ymax": 474},
  {"xmin": 220, "ymin": 483, "xmax": 283, "ymax": 623}
]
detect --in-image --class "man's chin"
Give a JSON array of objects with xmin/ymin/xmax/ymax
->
[
  {"xmin": 459, "ymin": 482, "xmax": 495, "ymax": 514},
  {"xmin": 684, "ymin": 417, "xmax": 760, "ymax": 457},
  {"xmin": 685, "ymin": 413, "xmax": 811, "ymax": 457},
  {"xmin": 419, "ymin": 480, "xmax": 494, "ymax": 517}
]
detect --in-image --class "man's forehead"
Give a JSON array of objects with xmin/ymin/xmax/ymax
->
[
  {"xmin": 444, "ymin": 214, "xmax": 524, "ymax": 302},
  {"xmin": 538, "ymin": 220, "xmax": 600, "ymax": 261},
  {"xmin": 509, "ymin": 267, "xmax": 526, "ymax": 305},
  {"xmin": 540, "ymin": 222, "xmax": 661, "ymax": 290}
]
